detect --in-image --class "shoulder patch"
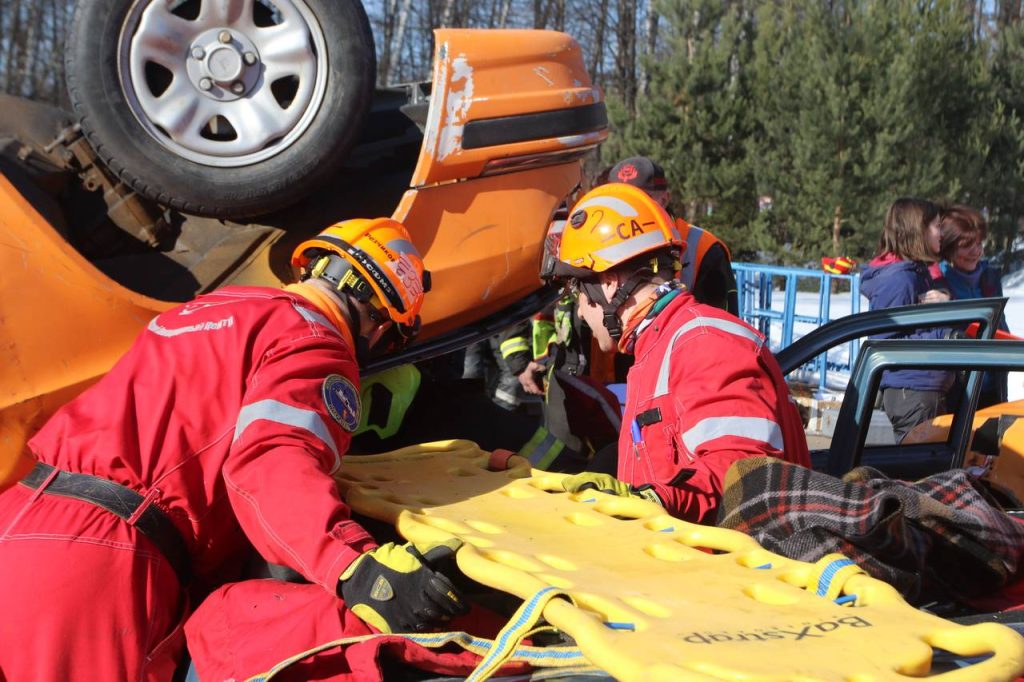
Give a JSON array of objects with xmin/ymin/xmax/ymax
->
[{"xmin": 323, "ymin": 374, "xmax": 360, "ymax": 432}]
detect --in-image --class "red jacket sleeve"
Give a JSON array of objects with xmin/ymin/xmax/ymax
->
[
  {"xmin": 223, "ymin": 334, "xmax": 376, "ymax": 593},
  {"xmin": 652, "ymin": 334, "xmax": 791, "ymax": 523}
]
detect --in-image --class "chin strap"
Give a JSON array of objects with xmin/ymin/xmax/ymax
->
[
  {"xmin": 342, "ymin": 295, "xmax": 420, "ymax": 363},
  {"xmin": 580, "ymin": 268, "xmax": 653, "ymax": 340}
]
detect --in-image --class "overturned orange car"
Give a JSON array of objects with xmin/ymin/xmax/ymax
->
[{"xmin": 0, "ymin": 27, "xmax": 608, "ymax": 485}]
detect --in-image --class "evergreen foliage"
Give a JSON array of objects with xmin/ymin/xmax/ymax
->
[{"xmin": 607, "ymin": 0, "xmax": 1023, "ymax": 263}]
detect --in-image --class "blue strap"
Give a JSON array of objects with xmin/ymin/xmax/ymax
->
[{"xmin": 815, "ymin": 557, "xmax": 856, "ymax": 598}]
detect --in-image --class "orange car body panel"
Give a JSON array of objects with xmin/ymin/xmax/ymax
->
[
  {"xmin": 394, "ymin": 163, "xmax": 583, "ymax": 337},
  {"xmin": 411, "ymin": 29, "xmax": 604, "ymax": 188},
  {"xmin": 0, "ymin": 175, "xmax": 173, "ymax": 484},
  {"xmin": 0, "ymin": 28, "xmax": 605, "ymax": 487},
  {"xmin": 905, "ymin": 400, "xmax": 1024, "ymax": 501}
]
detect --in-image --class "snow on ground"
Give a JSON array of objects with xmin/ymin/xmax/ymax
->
[
  {"xmin": 1000, "ymin": 282, "xmax": 1024, "ymax": 401},
  {"xmin": 759, "ymin": 274, "xmax": 1024, "ymax": 400}
]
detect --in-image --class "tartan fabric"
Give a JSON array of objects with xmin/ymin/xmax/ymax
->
[{"xmin": 717, "ymin": 458, "xmax": 1024, "ymax": 604}]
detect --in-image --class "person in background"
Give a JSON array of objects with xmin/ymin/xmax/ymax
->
[
  {"xmin": 860, "ymin": 198, "xmax": 954, "ymax": 443},
  {"xmin": 607, "ymin": 156, "xmax": 738, "ymax": 315},
  {"xmin": 939, "ymin": 204, "xmax": 1010, "ymax": 408}
]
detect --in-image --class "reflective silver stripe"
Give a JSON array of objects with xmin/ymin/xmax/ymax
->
[
  {"xmin": 548, "ymin": 219, "xmax": 566, "ymax": 235},
  {"xmin": 292, "ymin": 303, "xmax": 338, "ymax": 336},
  {"xmin": 386, "ymin": 238, "xmax": 418, "ymax": 256},
  {"xmin": 559, "ymin": 373, "xmax": 622, "ymax": 431},
  {"xmin": 500, "ymin": 338, "xmax": 529, "ymax": 357},
  {"xmin": 518, "ymin": 428, "xmax": 547, "ymax": 459},
  {"xmin": 234, "ymin": 399, "xmax": 341, "ymax": 473},
  {"xmin": 524, "ymin": 431, "xmax": 564, "ymax": 469},
  {"xmin": 573, "ymin": 195, "xmax": 639, "ymax": 217},
  {"xmin": 147, "ymin": 316, "xmax": 234, "ymax": 337},
  {"xmin": 682, "ymin": 416, "xmax": 783, "ymax": 453},
  {"xmin": 653, "ymin": 317, "xmax": 764, "ymax": 397},
  {"xmin": 592, "ymin": 231, "xmax": 666, "ymax": 266},
  {"xmin": 679, "ymin": 226, "xmax": 704, "ymax": 289}
]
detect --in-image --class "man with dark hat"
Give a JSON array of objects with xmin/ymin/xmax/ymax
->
[{"xmin": 608, "ymin": 156, "xmax": 738, "ymax": 315}]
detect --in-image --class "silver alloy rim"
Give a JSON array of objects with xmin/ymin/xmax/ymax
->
[{"xmin": 118, "ymin": 0, "xmax": 328, "ymax": 167}]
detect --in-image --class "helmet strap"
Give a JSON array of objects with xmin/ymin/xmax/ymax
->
[
  {"xmin": 310, "ymin": 254, "xmax": 374, "ymax": 303},
  {"xmin": 581, "ymin": 269, "xmax": 650, "ymax": 340},
  {"xmin": 342, "ymin": 293, "xmax": 419, "ymax": 363}
]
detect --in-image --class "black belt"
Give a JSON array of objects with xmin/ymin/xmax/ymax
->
[{"xmin": 20, "ymin": 462, "xmax": 191, "ymax": 585}]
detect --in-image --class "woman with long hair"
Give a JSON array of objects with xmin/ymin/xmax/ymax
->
[{"xmin": 860, "ymin": 198, "xmax": 953, "ymax": 443}]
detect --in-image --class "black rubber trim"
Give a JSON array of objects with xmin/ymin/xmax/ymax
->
[{"xmin": 461, "ymin": 102, "xmax": 607, "ymax": 150}]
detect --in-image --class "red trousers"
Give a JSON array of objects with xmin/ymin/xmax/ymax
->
[
  {"xmin": 186, "ymin": 580, "xmax": 530, "ymax": 682},
  {"xmin": 0, "ymin": 482, "xmax": 185, "ymax": 681}
]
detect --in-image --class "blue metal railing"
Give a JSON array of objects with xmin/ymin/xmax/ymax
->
[{"xmin": 733, "ymin": 263, "xmax": 862, "ymax": 394}]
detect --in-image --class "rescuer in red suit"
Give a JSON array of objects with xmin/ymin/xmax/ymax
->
[
  {"xmin": 0, "ymin": 218, "xmax": 465, "ymax": 681},
  {"xmin": 550, "ymin": 183, "xmax": 811, "ymax": 523}
]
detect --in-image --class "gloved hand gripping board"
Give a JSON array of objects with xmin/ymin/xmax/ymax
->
[{"xmin": 334, "ymin": 440, "xmax": 1024, "ymax": 681}]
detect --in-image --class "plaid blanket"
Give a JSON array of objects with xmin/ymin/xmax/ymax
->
[{"xmin": 717, "ymin": 458, "xmax": 1024, "ymax": 605}]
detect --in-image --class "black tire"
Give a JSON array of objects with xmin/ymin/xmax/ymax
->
[{"xmin": 65, "ymin": 0, "xmax": 375, "ymax": 218}]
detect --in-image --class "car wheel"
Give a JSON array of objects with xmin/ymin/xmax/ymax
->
[{"xmin": 65, "ymin": 0, "xmax": 375, "ymax": 218}]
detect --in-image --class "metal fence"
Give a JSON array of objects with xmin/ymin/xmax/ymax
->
[{"xmin": 733, "ymin": 262, "xmax": 862, "ymax": 394}]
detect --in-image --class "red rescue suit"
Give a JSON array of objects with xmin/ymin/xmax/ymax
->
[
  {"xmin": 618, "ymin": 292, "xmax": 810, "ymax": 523},
  {"xmin": 0, "ymin": 286, "xmax": 376, "ymax": 681}
]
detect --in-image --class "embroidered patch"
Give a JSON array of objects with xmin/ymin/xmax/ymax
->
[
  {"xmin": 370, "ymin": 575, "xmax": 394, "ymax": 601},
  {"xmin": 323, "ymin": 374, "xmax": 360, "ymax": 432}
]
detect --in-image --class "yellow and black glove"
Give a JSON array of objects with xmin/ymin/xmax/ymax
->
[
  {"xmin": 338, "ymin": 539, "xmax": 468, "ymax": 633},
  {"xmin": 561, "ymin": 472, "xmax": 663, "ymax": 506}
]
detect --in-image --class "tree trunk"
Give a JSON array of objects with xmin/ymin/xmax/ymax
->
[
  {"xmin": 497, "ymin": 0, "xmax": 512, "ymax": 27},
  {"xmin": 638, "ymin": 2, "xmax": 659, "ymax": 94},
  {"xmin": 440, "ymin": 0, "xmax": 456, "ymax": 27},
  {"xmin": 589, "ymin": 0, "xmax": 610, "ymax": 80},
  {"xmin": 616, "ymin": 0, "xmax": 637, "ymax": 113},
  {"xmin": 832, "ymin": 204, "xmax": 843, "ymax": 257},
  {"xmin": 378, "ymin": 0, "xmax": 398, "ymax": 85},
  {"xmin": 533, "ymin": 0, "xmax": 545, "ymax": 28},
  {"xmin": 6, "ymin": 0, "xmax": 24, "ymax": 94},
  {"xmin": 385, "ymin": 0, "xmax": 413, "ymax": 84},
  {"xmin": 0, "ymin": 0, "xmax": 7, "ymax": 92},
  {"xmin": 687, "ymin": 8, "xmax": 702, "ymax": 63},
  {"xmin": 553, "ymin": 0, "xmax": 565, "ymax": 31}
]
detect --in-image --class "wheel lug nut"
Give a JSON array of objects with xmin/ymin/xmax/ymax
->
[
  {"xmin": 231, "ymin": 81, "xmax": 245, "ymax": 94},
  {"xmin": 199, "ymin": 77, "xmax": 213, "ymax": 91},
  {"xmin": 191, "ymin": 46, "xmax": 205, "ymax": 60},
  {"xmin": 218, "ymin": 30, "xmax": 231, "ymax": 43},
  {"xmin": 243, "ymin": 51, "xmax": 257, "ymax": 66}
]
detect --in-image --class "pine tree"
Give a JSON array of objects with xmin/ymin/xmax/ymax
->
[
  {"xmin": 982, "ymin": 18, "xmax": 1024, "ymax": 252},
  {"xmin": 605, "ymin": 0, "xmax": 761, "ymax": 257},
  {"xmin": 748, "ymin": 0, "xmax": 857, "ymax": 261},
  {"xmin": 747, "ymin": 0, "xmax": 992, "ymax": 262}
]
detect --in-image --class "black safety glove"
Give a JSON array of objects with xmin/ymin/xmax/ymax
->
[
  {"xmin": 561, "ymin": 472, "xmax": 663, "ymax": 506},
  {"xmin": 338, "ymin": 539, "xmax": 468, "ymax": 633}
]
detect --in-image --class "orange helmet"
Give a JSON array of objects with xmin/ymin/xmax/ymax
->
[
  {"xmin": 554, "ymin": 183, "xmax": 682, "ymax": 278},
  {"xmin": 291, "ymin": 218, "xmax": 430, "ymax": 331},
  {"xmin": 553, "ymin": 183, "xmax": 683, "ymax": 339}
]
